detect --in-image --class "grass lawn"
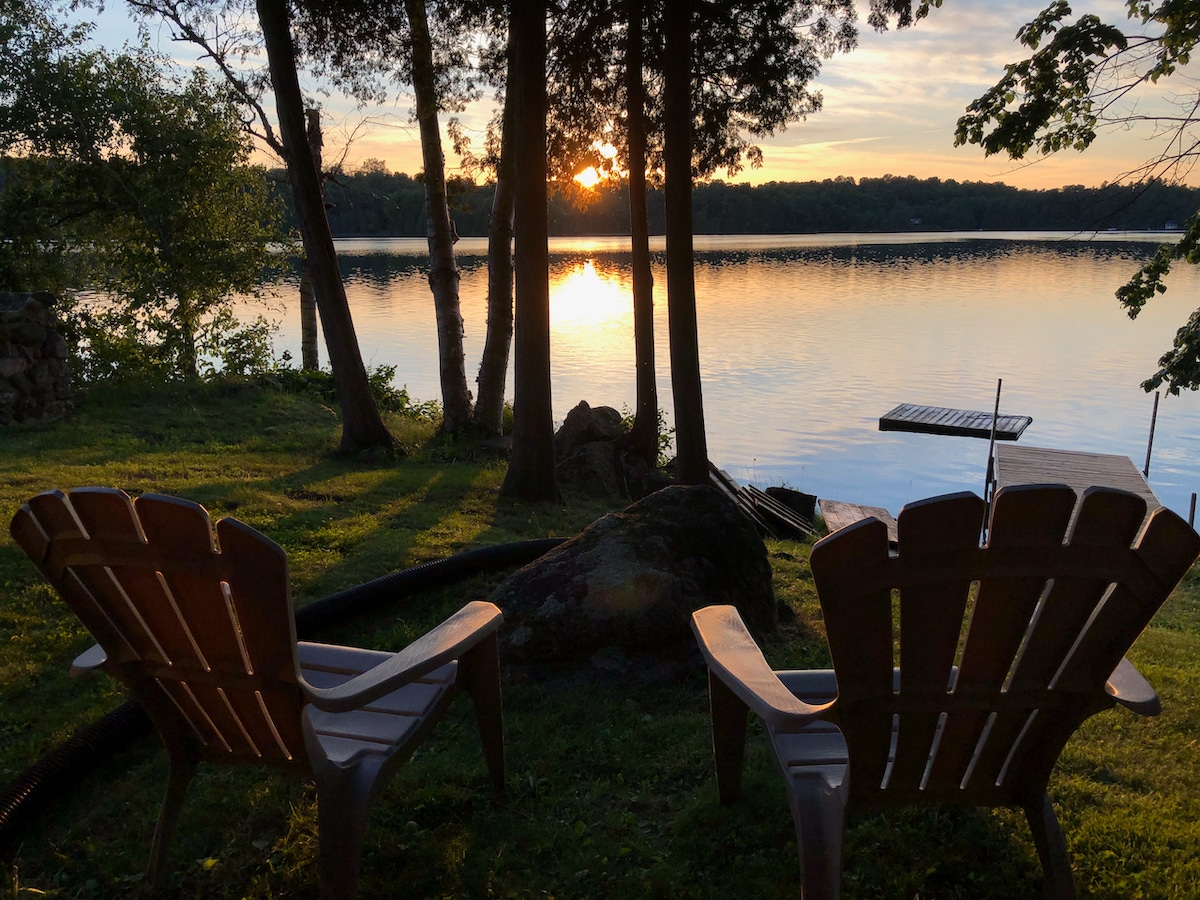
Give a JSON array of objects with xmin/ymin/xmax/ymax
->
[{"xmin": 2, "ymin": 379, "xmax": 1199, "ymax": 898}]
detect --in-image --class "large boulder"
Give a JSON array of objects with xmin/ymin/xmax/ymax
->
[{"xmin": 489, "ymin": 484, "xmax": 776, "ymax": 667}]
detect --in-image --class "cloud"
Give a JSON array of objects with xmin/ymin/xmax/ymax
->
[{"xmin": 743, "ymin": 0, "xmax": 1194, "ymax": 188}]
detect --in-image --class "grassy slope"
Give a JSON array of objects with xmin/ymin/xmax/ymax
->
[{"xmin": 2, "ymin": 382, "xmax": 1198, "ymax": 898}]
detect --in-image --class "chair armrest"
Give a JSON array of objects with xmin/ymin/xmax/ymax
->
[
  {"xmin": 70, "ymin": 643, "xmax": 107, "ymax": 677},
  {"xmin": 691, "ymin": 605, "xmax": 831, "ymax": 731},
  {"xmin": 302, "ymin": 600, "xmax": 503, "ymax": 713},
  {"xmin": 1104, "ymin": 655, "xmax": 1160, "ymax": 716}
]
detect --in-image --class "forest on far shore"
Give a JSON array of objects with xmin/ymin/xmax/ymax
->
[{"xmin": 273, "ymin": 168, "xmax": 1200, "ymax": 238}]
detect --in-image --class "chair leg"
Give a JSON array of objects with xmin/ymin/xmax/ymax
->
[
  {"xmin": 788, "ymin": 770, "xmax": 847, "ymax": 900},
  {"xmin": 708, "ymin": 670, "xmax": 749, "ymax": 805},
  {"xmin": 147, "ymin": 755, "xmax": 198, "ymax": 891},
  {"xmin": 315, "ymin": 768, "xmax": 373, "ymax": 900},
  {"xmin": 1025, "ymin": 794, "xmax": 1076, "ymax": 900},
  {"xmin": 458, "ymin": 631, "xmax": 505, "ymax": 791}
]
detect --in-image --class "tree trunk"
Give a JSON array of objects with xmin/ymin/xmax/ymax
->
[
  {"xmin": 472, "ymin": 43, "xmax": 517, "ymax": 436},
  {"xmin": 179, "ymin": 299, "xmax": 199, "ymax": 380},
  {"xmin": 624, "ymin": 0, "xmax": 658, "ymax": 464},
  {"xmin": 663, "ymin": 0, "xmax": 708, "ymax": 484},
  {"xmin": 255, "ymin": 0, "xmax": 394, "ymax": 454},
  {"xmin": 298, "ymin": 265, "xmax": 319, "ymax": 370},
  {"xmin": 299, "ymin": 107, "xmax": 321, "ymax": 371},
  {"xmin": 404, "ymin": 0, "xmax": 472, "ymax": 433},
  {"xmin": 501, "ymin": 0, "xmax": 558, "ymax": 501}
]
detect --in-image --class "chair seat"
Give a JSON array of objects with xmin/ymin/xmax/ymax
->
[
  {"xmin": 768, "ymin": 670, "xmax": 848, "ymax": 788},
  {"xmin": 298, "ymin": 643, "xmax": 458, "ymax": 764},
  {"xmin": 774, "ymin": 725, "xmax": 849, "ymax": 777}
]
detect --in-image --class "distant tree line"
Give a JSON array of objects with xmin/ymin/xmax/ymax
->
[{"xmin": 268, "ymin": 167, "xmax": 1200, "ymax": 238}]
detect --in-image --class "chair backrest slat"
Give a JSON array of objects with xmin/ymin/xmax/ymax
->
[
  {"xmin": 816, "ymin": 516, "xmax": 897, "ymax": 790},
  {"xmin": 889, "ymin": 494, "xmax": 982, "ymax": 788}
]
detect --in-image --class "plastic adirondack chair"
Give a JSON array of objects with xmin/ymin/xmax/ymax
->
[
  {"xmin": 691, "ymin": 484, "xmax": 1200, "ymax": 899},
  {"xmin": 10, "ymin": 487, "xmax": 506, "ymax": 898}
]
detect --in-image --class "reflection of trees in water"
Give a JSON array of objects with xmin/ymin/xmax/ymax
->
[
  {"xmin": 336, "ymin": 252, "xmax": 490, "ymax": 288},
  {"xmin": 330, "ymin": 240, "xmax": 1162, "ymax": 289},
  {"xmin": 689, "ymin": 240, "xmax": 1161, "ymax": 271}
]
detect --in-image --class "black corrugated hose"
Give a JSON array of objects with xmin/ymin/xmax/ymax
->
[{"xmin": 0, "ymin": 537, "xmax": 564, "ymax": 856}]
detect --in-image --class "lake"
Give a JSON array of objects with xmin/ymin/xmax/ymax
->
[{"xmin": 244, "ymin": 233, "xmax": 1200, "ymax": 519}]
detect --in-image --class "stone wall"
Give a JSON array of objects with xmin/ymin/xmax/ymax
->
[{"xmin": 0, "ymin": 292, "xmax": 73, "ymax": 425}]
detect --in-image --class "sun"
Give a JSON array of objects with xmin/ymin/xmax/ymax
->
[{"xmin": 574, "ymin": 166, "xmax": 601, "ymax": 189}]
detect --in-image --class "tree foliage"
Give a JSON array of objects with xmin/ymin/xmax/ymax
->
[
  {"xmin": 546, "ymin": 0, "xmax": 858, "ymax": 182},
  {"xmin": 0, "ymin": 0, "xmax": 283, "ymax": 380},
  {"xmin": 121, "ymin": 0, "xmax": 396, "ymax": 450}
]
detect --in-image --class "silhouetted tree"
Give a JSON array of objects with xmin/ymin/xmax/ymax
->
[
  {"xmin": 502, "ymin": 0, "xmax": 558, "ymax": 500},
  {"xmin": 256, "ymin": 0, "xmax": 395, "ymax": 452},
  {"xmin": 662, "ymin": 0, "xmax": 708, "ymax": 484},
  {"xmin": 295, "ymin": 0, "xmax": 477, "ymax": 432}
]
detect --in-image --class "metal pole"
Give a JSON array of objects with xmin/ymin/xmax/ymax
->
[
  {"xmin": 1144, "ymin": 390, "xmax": 1160, "ymax": 477},
  {"xmin": 981, "ymin": 378, "xmax": 1002, "ymax": 542}
]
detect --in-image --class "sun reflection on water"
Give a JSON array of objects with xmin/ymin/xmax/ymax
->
[{"xmin": 549, "ymin": 259, "xmax": 632, "ymax": 331}]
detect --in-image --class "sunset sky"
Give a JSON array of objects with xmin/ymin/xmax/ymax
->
[{"xmin": 92, "ymin": 0, "xmax": 1184, "ymax": 191}]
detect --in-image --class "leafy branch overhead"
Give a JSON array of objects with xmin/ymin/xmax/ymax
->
[{"xmin": 953, "ymin": 2, "xmax": 1128, "ymax": 159}]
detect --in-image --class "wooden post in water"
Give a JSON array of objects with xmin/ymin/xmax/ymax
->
[
  {"xmin": 1144, "ymin": 390, "xmax": 1160, "ymax": 477},
  {"xmin": 981, "ymin": 378, "xmax": 1002, "ymax": 543},
  {"xmin": 1190, "ymin": 493, "xmax": 1196, "ymax": 529}
]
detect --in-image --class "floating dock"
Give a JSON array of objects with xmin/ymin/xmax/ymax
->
[{"xmin": 880, "ymin": 403, "xmax": 1032, "ymax": 440}]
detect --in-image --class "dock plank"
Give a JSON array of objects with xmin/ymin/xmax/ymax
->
[{"xmin": 880, "ymin": 403, "xmax": 1032, "ymax": 440}]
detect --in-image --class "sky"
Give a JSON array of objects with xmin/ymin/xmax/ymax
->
[{"xmin": 85, "ymin": 0, "xmax": 1187, "ymax": 191}]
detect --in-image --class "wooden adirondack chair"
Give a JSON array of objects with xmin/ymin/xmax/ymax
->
[
  {"xmin": 691, "ymin": 484, "xmax": 1200, "ymax": 899},
  {"xmin": 10, "ymin": 487, "xmax": 506, "ymax": 898}
]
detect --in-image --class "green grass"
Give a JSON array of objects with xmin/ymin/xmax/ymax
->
[{"xmin": 3, "ymin": 380, "xmax": 1200, "ymax": 898}]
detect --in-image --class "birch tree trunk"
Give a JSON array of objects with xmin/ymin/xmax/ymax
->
[
  {"xmin": 404, "ymin": 0, "xmax": 472, "ymax": 433},
  {"xmin": 299, "ymin": 107, "xmax": 321, "ymax": 371},
  {"xmin": 256, "ymin": 0, "xmax": 394, "ymax": 454},
  {"xmin": 472, "ymin": 50, "xmax": 517, "ymax": 435}
]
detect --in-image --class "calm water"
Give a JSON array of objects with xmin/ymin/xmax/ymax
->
[{"xmin": 245, "ymin": 233, "xmax": 1200, "ymax": 518}]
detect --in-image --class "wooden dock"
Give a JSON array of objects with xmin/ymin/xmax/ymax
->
[
  {"xmin": 994, "ymin": 444, "xmax": 1160, "ymax": 527},
  {"xmin": 818, "ymin": 499, "xmax": 899, "ymax": 544},
  {"xmin": 880, "ymin": 403, "xmax": 1032, "ymax": 440}
]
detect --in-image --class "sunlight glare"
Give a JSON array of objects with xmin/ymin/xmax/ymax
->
[
  {"xmin": 574, "ymin": 166, "xmax": 601, "ymax": 189},
  {"xmin": 550, "ymin": 260, "xmax": 631, "ymax": 332}
]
